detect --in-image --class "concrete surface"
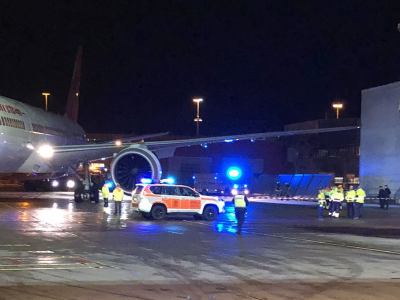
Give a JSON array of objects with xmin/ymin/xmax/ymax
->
[{"xmin": 0, "ymin": 192, "xmax": 400, "ymax": 299}]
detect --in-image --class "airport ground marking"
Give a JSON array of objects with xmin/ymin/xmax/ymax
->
[
  {"xmin": 0, "ymin": 265, "xmax": 104, "ymax": 271},
  {"xmin": 184, "ymin": 220, "xmax": 400, "ymax": 256},
  {"xmin": 251, "ymin": 232, "xmax": 400, "ymax": 256}
]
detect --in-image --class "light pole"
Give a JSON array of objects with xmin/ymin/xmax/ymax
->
[
  {"xmin": 193, "ymin": 98, "xmax": 203, "ymax": 136},
  {"xmin": 332, "ymin": 103, "xmax": 343, "ymax": 119},
  {"xmin": 42, "ymin": 92, "xmax": 50, "ymax": 111}
]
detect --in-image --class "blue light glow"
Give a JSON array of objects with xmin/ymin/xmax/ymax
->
[
  {"xmin": 224, "ymin": 139, "xmax": 233, "ymax": 143},
  {"xmin": 244, "ymin": 184, "xmax": 248, "ymax": 188},
  {"xmin": 192, "ymin": 175, "xmax": 196, "ymax": 180},
  {"xmin": 161, "ymin": 177, "xmax": 175, "ymax": 184},
  {"xmin": 105, "ymin": 181, "xmax": 114, "ymax": 188},
  {"xmin": 140, "ymin": 178, "xmax": 152, "ymax": 184},
  {"xmin": 227, "ymin": 167, "xmax": 242, "ymax": 180},
  {"xmin": 214, "ymin": 176, "xmax": 218, "ymax": 180},
  {"xmin": 233, "ymin": 184, "xmax": 239, "ymax": 189}
]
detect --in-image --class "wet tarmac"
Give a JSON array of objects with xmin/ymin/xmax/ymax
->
[{"xmin": 0, "ymin": 192, "xmax": 400, "ymax": 299}]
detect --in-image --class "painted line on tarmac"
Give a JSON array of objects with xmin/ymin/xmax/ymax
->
[
  {"xmin": 0, "ymin": 244, "xmax": 30, "ymax": 247},
  {"xmin": 185, "ymin": 220, "xmax": 400, "ymax": 256},
  {"xmin": 0, "ymin": 265, "xmax": 104, "ymax": 271},
  {"xmin": 250, "ymin": 232, "xmax": 400, "ymax": 256}
]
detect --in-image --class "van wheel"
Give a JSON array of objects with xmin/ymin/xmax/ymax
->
[
  {"xmin": 203, "ymin": 205, "xmax": 218, "ymax": 221},
  {"xmin": 151, "ymin": 205, "xmax": 166, "ymax": 220},
  {"xmin": 141, "ymin": 212, "xmax": 152, "ymax": 220}
]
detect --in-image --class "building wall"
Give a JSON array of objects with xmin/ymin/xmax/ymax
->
[{"xmin": 360, "ymin": 81, "xmax": 400, "ymax": 199}]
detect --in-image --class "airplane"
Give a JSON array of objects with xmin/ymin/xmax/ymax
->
[{"xmin": 0, "ymin": 47, "xmax": 359, "ymax": 202}]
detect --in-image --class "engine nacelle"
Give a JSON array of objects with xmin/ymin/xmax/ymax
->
[{"xmin": 111, "ymin": 147, "xmax": 162, "ymax": 193}]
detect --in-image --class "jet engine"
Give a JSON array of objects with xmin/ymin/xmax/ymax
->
[{"xmin": 111, "ymin": 147, "xmax": 162, "ymax": 192}]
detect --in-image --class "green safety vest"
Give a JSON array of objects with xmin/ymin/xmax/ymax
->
[
  {"xmin": 345, "ymin": 190, "xmax": 356, "ymax": 202},
  {"xmin": 113, "ymin": 188, "xmax": 124, "ymax": 201},
  {"xmin": 331, "ymin": 192, "xmax": 344, "ymax": 202},
  {"xmin": 102, "ymin": 186, "xmax": 110, "ymax": 198},
  {"xmin": 234, "ymin": 195, "xmax": 247, "ymax": 208},
  {"xmin": 318, "ymin": 192, "xmax": 326, "ymax": 207},
  {"xmin": 356, "ymin": 189, "xmax": 366, "ymax": 203}
]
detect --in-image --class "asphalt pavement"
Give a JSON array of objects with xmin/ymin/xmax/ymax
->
[{"xmin": 0, "ymin": 192, "xmax": 400, "ymax": 299}]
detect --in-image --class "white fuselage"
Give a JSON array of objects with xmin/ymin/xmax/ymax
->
[{"xmin": 0, "ymin": 96, "xmax": 86, "ymax": 178}]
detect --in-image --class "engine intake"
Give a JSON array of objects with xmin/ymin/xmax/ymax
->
[{"xmin": 111, "ymin": 147, "xmax": 162, "ymax": 192}]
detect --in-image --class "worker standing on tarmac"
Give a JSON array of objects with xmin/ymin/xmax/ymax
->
[
  {"xmin": 317, "ymin": 189, "xmax": 326, "ymax": 219},
  {"xmin": 113, "ymin": 183, "xmax": 124, "ymax": 216},
  {"xmin": 324, "ymin": 187, "xmax": 331, "ymax": 210},
  {"xmin": 101, "ymin": 183, "xmax": 110, "ymax": 212},
  {"xmin": 330, "ymin": 188, "xmax": 344, "ymax": 218},
  {"xmin": 328, "ymin": 186, "xmax": 336, "ymax": 216},
  {"xmin": 345, "ymin": 186, "xmax": 356, "ymax": 219},
  {"xmin": 338, "ymin": 185, "xmax": 344, "ymax": 210},
  {"xmin": 354, "ymin": 187, "xmax": 366, "ymax": 219},
  {"xmin": 232, "ymin": 190, "xmax": 249, "ymax": 235}
]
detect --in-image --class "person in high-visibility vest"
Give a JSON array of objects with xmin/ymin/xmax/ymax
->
[
  {"xmin": 354, "ymin": 187, "xmax": 366, "ymax": 219},
  {"xmin": 345, "ymin": 186, "xmax": 356, "ymax": 219},
  {"xmin": 317, "ymin": 189, "xmax": 326, "ymax": 219},
  {"xmin": 324, "ymin": 187, "xmax": 331, "ymax": 210},
  {"xmin": 232, "ymin": 191, "xmax": 249, "ymax": 235},
  {"xmin": 338, "ymin": 185, "xmax": 344, "ymax": 210},
  {"xmin": 330, "ymin": 189, "xmax": 344, "ymax": 218},
  {"xmin": 101, "ymin": 183, "xmax": 110, "ymax": 212},
  {"xmin": 328, "ymin": 186, "xmax": 337, "ymax": 216},
  {"xmin": 113, "ymin": 183, "xmax": 124, "ymax": 215}
]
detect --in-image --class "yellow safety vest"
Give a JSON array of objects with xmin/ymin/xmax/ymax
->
[
  {"xmin": 345, "ymin": 190, "xmax": 356, "ymax": 202},
  {"xmin": 317, "ymin": 192, "xmax": 326, "ymax": 207},
  {"xmin": 356, "ymin": 189, "xmax": 366, "ymax": 203},
  {"xmin": 331, "ymin": 192, "xmax": 344, "ymax": 202},
  {"xmin": 234, "ymin": 195, "xmax": 247, "ymax": 208},
  {"xmin": 113, "ymin": 188, "xmax": 124, "ymax": 201},
  {"xmin": 101, "ymin": 186, "xmax": 110, "ymax": 198}
]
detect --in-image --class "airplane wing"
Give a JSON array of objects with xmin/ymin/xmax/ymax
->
[
  {"xmin": 49, "ymin": 126, "xmax": 359, "ymax": 167},
  {"xmin": 94, "ymin": 132, "xmax": 169, "ymax": 144}
]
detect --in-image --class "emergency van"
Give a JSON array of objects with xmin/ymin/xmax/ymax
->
[{"xmin": 131, "ymin": 184, "xmax": 225, "ymax": 220}]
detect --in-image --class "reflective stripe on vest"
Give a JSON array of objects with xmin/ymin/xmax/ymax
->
[
  {"xmin": 234, "ymin": 195, "xmax": 246, "ymax": 208},
  {"xmin": 356, "ymin": 196, "xmax": 364, "ymax": 203},
  {"xmin": 346, "ymin": 190, "xmax": 355, "ymax": 202}
]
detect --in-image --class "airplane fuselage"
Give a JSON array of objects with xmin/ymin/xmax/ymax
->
[{"xmin": 0, "ymin": 95, "xmax": 86, "ymax": 178}]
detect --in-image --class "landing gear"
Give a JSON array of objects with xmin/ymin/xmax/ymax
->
[
  {"xmin": 74, "ymin": 184, "xmax": 84, "ymax": 203},
  {"xmin": 70, "ymin": 162, "xmax": 99, "ymax": 203}
]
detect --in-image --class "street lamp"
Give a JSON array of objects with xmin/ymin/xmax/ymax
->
[
  {"xmin": 332, "ymin": 103, "xmax": 343, "ymax": 119},
  {"xmin": 42, "ymin": 92, "xmax": 50, "ymax": 111},
  {"xmin": 193, "ymin": 98, "xmax": 203, "ymax": 136}
]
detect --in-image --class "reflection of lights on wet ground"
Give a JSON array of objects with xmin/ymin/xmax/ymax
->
[
  {"xmin": 215, "ymin": 222, "xmax": 237, "ymax": 234},
  {"xmin": 165, "ymin": 225, "xmax": 187, "ymax": 234},
  {"xmin": 19, "ymin": 212, "xmax": 28, "ymax": 222},
  {"xmin": 36, "ymin": 209, "xmax": 66, "ymax": 229}
]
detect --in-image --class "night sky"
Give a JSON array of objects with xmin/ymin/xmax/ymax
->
[{"xmin": 0, "ymin": 1, "xmax": 399, "ymax": 136}]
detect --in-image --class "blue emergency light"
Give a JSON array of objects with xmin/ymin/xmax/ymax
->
[
  {"xmin": 140, "ymin": 178, "xmax": 152, "ymax": 184},
  {"xmin": 227, "ymin": 167, "xmax": 242, "ymax": 180}
]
